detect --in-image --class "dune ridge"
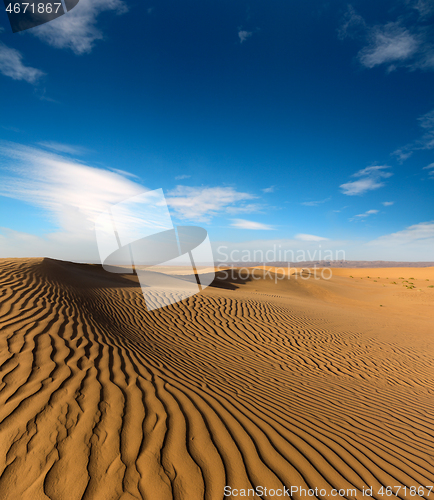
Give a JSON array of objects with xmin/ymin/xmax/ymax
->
[{"xmin": 0, "ymin": 258, "xmax": 433, "ymax": 499}]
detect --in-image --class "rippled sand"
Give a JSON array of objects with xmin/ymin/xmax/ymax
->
[{"xmin": 0, "ymin": 258, "xmax": 433, "ymax": 499}]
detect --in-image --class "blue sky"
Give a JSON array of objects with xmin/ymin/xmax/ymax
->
[{"xmin": 0, "ymin": 0, "xmax": 433, "ymax": 261}]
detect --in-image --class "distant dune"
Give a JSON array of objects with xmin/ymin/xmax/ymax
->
[
  {"xmin": 0, "ymin": 258, "xmax": 433, "ymax": 499},
  {"xmin": 217, "ymin": 260, "xmax": 434, "ymax": 268}
]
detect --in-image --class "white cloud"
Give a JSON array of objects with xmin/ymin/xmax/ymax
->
[
  {"xmin": 392, "ymin": 148, "xmax": 413, "ymax": 163},
  {"xmin": 231, "ymin": 219, "xmax": 273, "ymax": 230},
  {"xmin": 295, "ymin": 234, "xmax": 328, "ymax": 242},
  {"xmin": 357, "ymin": 209, "xmax": 379, "ymax": 216},
  {"xmin": 350, "ymin": 209, "xmax": 379, "ymax": 222},
  {"xmin": 424, "ymin": 162, "xmax": 434, "ymax": 177},
  {"xmin": 382, "ymin": 201, "xmax": 394, "ymax": 206},
  {"xmin": 413, "ymin": 0, "xmax": 434, "ymax": 18},
  {"xmin": 0, "ymin": 42, "xmax": 45, "ymax": 84},
  {"xmin": 175, "ymin": 174, "xmax": 191, "ymax": 180},
  {"xmin": 226, "ymin": 203, "xmax": 263, "ymax": 214},
  {"xmin": 368, "ymin": 221, "xmax": 434, "ymax": 245},
  {"xmin": 340, "ymin": 166, "xmax": 392, "ymax": 196},
  {"xmin": 32, "ymin": 0, "xmax": 128, "ymax": 55},
  {"xmin": 392, "ymin": 108, "xmax": 434, "ymax": 161},
  {"xmin": 109, "ymin": 167, "xmax": 139, "ymax": 178},
  {"xmin": 358, "ymin": 22, "xmax": 419, "ymax": 69},
  {"xmin": 340, "ymin": 6, "xmax": 434, "ymax": 72},
  {"xmin": 238, "ymin": 30, "xmax": 252, "ymax": 43},
  {"xmin": 418, "ymin": 109, "xmax": 434, "ymax": 129},
  {"xmin": 262, "ymin": 186, "xmax": 275, "ymax": 193},
  {"xmin": 301, "ymin": 197, "xmax": 331, "ymax": 207},
  {"xmin": 165, "ymin": 186, "xmax": 256, "ymax": 223},
  {"xmin": 38, "ymin": 141, "xmax": 89, "ymax": 155},
  {"xmin": 338, "ymin": 5, "xmax": 366, "ymax": 40},
  {"xmin": 0, "ymin": 142, "xmax": 145, "ymax": 236},
  {"xmin": 215, "ymin": 220, "xmax": 434, "ymax": 262}
]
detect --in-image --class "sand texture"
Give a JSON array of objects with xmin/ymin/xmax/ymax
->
[{"xmin": 0, "ymin": 258, "xmax": 433, "ymax": 499}]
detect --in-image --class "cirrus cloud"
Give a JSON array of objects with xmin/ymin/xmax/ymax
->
[
  {"xmin": 231, "ymin": 219, "xmax": 273, "ymax": 230},
  {"xmin": 32, "ymin": 0, "xmax": 128, "ymax": 55},
  {"xmin": 0, "ymin": 42, "xmax": 45, "ymax": 84},
  {"xmin": 340, "ymin": 166, "xmax": 392, "ymax": 196}
]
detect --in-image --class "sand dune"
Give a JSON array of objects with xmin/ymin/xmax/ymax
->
[{"xmin": 0, "ymin": 258, "xmax": 433, "ymax": 499}]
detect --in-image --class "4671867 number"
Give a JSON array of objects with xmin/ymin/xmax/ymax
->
[{"xmin": 5, "ymin": 3, "xmax": 62, "ymax": 14}]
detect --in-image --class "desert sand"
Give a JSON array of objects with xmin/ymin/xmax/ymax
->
[{"xmin": 0, "ymin": 258, "xmax": 433, "ymax": 499}]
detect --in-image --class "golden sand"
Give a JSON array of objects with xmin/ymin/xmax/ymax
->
[{"xmin": 0, "ymin": 258, "xmax": 433, "ymax": 499}]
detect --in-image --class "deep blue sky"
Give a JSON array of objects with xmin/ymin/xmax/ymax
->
[{"xmin": 0, "ymin": 0, "xmax": 433, "ymax": 260}]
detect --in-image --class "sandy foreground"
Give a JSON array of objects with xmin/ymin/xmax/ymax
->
[{"xmin": 0, "ymin": 258, "xmax": 433, "ymax": 500}]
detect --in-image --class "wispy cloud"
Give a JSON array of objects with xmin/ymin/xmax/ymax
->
[
  {"xmin": 339, "ymin": 5, "xmax": 434, "ymax": 72},
  {"xmin": 382, "ymin": 201, "xmax": 394, "ymax": 206},
  {"xmin": 418, "ymin": 109, "xmax": 434, "ymax": 129},
  {"xmin": 1, "ymin": 125, "xmax": 21, "ymax": 133},
  {"xmin": 368, "ymin": 221, "xmax": 434, "ymax": 245},
  {"xmin": 262, "ymin": 186, "xmax": 275, "ymax": 193},
  {"xmin": 175, "ymin": 174, "xmax": 191, "ymax": 180},
  {"xmin": 424, "ymin": 162, "xmax": 434, "ymax": 177},
  {"xmin": 0, "ymin": 142, "xmax": 145, "ymax": 234},
  {"xmin": 238, "ymin": 30, "xmax": 252, "ymax": 43},
  {"xmin": 349, "ymin": 209, "xmax": 379, "ymax": 222},
  {"xmin": 32, "ymin": 0, "xmax": 128, "ymax": 55},
  {"xmin": 166, "ymin": 186, "xmax": 256, "ymax": 222},
  {"xmin": 38, "ymin": 141, "xmax": 90, "ymax": 155},
  {"xmin": 109, "ymin": 168, "xmax": 139, "ymax": 178},
  {"xmin": 226, "ymin": 203, "xmax": 263, "ymax": 214},
  {"xmin": 413, "ymin": 0, "xmax": 434, "ymax": 18},
  {"xmin": 392, "ymin": 108, "xmax": 434, "ymax": 161},
  {"xmin": 0, "ymin": 42, "xmax": 45, "ymax": 84},
  {"xmin": 295, "ymin": 233, "xmax": 328, "ymax": 242},
  {"xmin": 358, "ymin": 22, "xmax": 419, "ymax": 69},
  {"xmin": 392, "ymin": 148, "xmax": 413, "ymax": 163},
  {"xmin": 337, "ymin": 5, "xmax": 366, "ymax": 40},
  {"xmin": 301, "ymin": 197, "xmax": 331, "ymax": 207},
  {"xmin": 231, "ymin": 219, "xmax": 273, "ymax": 230},
  {"xmin": 340, "ymin": 166, "xmax": 392, "ymax": 196}
]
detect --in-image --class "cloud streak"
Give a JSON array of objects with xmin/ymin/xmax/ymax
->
[
  {"xmin": 340, "ymin": 166, "xmax": 392, "ymax": 196},
  {"xmin": 393, "ymin": 108, "xmax": 434, "ymax": 161},
  {"xmin": 238, "ymin": 30, "xmax": 252, "ymax": 43},
  {"xmin": 368, "ymin": 221, "xmax": 434, "ymax": 245},
  {"xmin": 0, "ymin": 142, "xmax": 145, "ymax": 235},
  {"xmin": 349, "ymin": 209, "xmax": 379, "ymax": 222},
  {"xmin": 295, "ymin": 234, "xmax": 328, "ymax": 242},
  {"xmin": 358, "ymin": 23, "xmax": 419, "ymax": 69},
  {"xmin": 38, "ymin": 141, "xmax": 90, "ymax": 155},
  {"xmin": 231, "ymin": 219, "xmax": 273, "ymax": 230},
  {"xmin": 32, "ymin": 0, "xmax": 128, "ymax": 55},
  {"xmin": 166, "ymin": 186, "xmax": 256, "ymax": 222},
  {"xmin": 0, "ymin": 42, "xmax": 45, "ymax": 84},
  {"xmin": 301, "ymin": 197, "xmax": 331, "ymax": 207},
  {"xmin": 340, "ymin": 5, "xmax": 434, "ymax": 72}
]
